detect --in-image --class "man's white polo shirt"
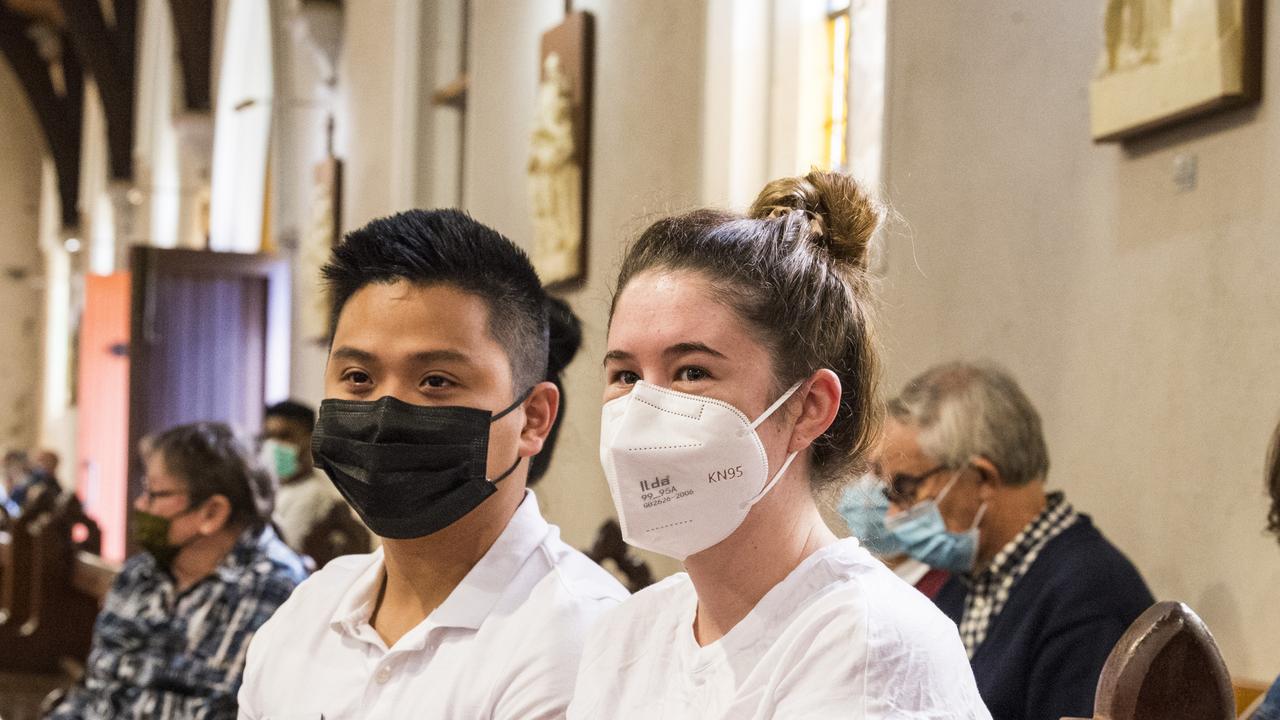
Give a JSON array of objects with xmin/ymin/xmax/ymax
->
[{"xmin": 237, "ymin": 490, "xmax": 628, "ymax": 719}]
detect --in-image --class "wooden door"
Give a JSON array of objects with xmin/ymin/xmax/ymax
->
[{"xmin": 125, "ymin": 247, "xmax": 289, "ymax": 554}]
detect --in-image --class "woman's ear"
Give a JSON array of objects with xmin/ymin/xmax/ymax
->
[
  {"xmin": 518, "ymin": 381, "xmax": 560, "ymax": 458},
  {"xmin": 787, "ymin": 369, "xmax": 842, "ymax": 454},
  {"xmin": 196, "ymin": 495, "xmax": 233, "ymax": 535}
]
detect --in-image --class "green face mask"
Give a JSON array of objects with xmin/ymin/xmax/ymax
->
[
  {"xmin": 261, "ymin": 439, "xmax": 301, "ymax": 481},
  {"xmin": 133, "ymin": 508, "xmax": 194, "ymax": 570}
]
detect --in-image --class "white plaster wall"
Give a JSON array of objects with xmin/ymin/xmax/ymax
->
[
  {"xmin": 272, "ymin": 1, "xmax": 340, "ymax": 406},
  {"xmin": 463, "ymin": 0, "xmax": 708, "ymax": 577},
  {"xmin": 0, "ymin": 59, "xmax": 47, "ymax": 452},
  {"xmin": 879, "ymin": 1, "xmax": 1280, "ymax": 681}
]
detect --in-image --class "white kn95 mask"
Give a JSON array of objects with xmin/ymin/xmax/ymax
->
[{"xmin": 599, "ymin": 380, "xmax": 803, "ymax": 561}]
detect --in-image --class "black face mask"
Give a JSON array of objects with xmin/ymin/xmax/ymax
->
[{"xmin": 311, "ymin": 391, "xmax": 528, "ymax": 539}]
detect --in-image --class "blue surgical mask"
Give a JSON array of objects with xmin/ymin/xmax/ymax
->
[
  {"xmin": 837, "ymin": 474, "xmax": 904, "ymax": 556},
  {"xmin": 883, "ymin": 471, "xmax": 987, "ymax": 573}
]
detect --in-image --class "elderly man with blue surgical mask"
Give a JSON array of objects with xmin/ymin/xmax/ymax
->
[{"xmin": 872, "ymin": 361, "xmax": 1153, "ymax": 720}]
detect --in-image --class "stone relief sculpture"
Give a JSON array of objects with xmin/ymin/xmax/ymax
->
[
  {"xmin": 528, "ymin": 52, "xmax": 583, "ymax": 286},
  {"xmin": 1102, "ymin": 0, "xmax": 1175, "ymax": 73},
  {"xmin": 1091, "ymin": 0, "xmax": 1260, "ymax": 141}
]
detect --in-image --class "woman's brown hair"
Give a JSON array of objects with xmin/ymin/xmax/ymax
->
[{"xmin": 611, "ymin": 169, "xmax": 883, "ymax": 488}]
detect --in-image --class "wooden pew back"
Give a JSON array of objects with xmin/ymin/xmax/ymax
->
[
  {"xmin": 1063, "ymin": 601, "xmax": 1234, "ymax": 720},
  {"xmin": 302, "ymin": 503, "xmax": 373, "ymax": 569},
  {"xmin": 0, "ymin": 491, "xmax": 110, "ymax": 674}
]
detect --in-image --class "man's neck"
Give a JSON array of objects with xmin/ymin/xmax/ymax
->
[
  {"xmin": 976, "ymin": 481, "xmax": 1048, "ymax": 569},
  {"xmin": 171, "ymin": 526, "xmax": 246, "ymax": 593},
  {"xmin": 282, "ymin": 467, "xmax": 315, "ymax": 486},
  {"xmin": 683, "ymin": 478, "xmax": 836, "ymax": 647},
  {"xmin": 372, "ymin": 487, "xmax": 524, "ymax": 647}
]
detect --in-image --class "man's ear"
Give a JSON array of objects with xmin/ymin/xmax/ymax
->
[
  {"xmin": 518, "ymin": 381, "xmax": 560, "ymax": 458},
  {"xmin": 787, "ymin": 369, "xmax": 842, "ymax": 454},
  {"xmin": 196, "ymin": 495, "xmax": 233, "ymax": 534},
  {"xmin": 970, "ymin": 456, "xmax": 1002, "ymax": 501}
]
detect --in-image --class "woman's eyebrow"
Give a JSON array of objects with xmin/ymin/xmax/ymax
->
[{"xmin": 665, "ymin": 342, "xmax": 727, "ymax": 359}]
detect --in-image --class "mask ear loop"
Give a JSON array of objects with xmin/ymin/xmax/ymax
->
[
  {"xmin": 491, "ymin": 386, "xmax": 535, "ymax": 423},
  {"xmin": 487, "ymin": 386, "xmax": 536, "ymax": 482},
  {"xmin": 934, "ymin": 468, "xmax": 965, "ymax": 504},
  {"xmin": 744, "ymin": 381, "xmax": 805, "ymax": 434},
  {"xmin": 740, "ymin": 380, "xmax": 806, "ymax": 508},
  {"xmin": 970, "ymin": 502, "xmax": 989, "ymax": 531}
]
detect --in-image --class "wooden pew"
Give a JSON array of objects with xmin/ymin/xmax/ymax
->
[
  {"xmin": 1236, "ymin": 679, "xmax": 1272, "ymax": 720},
  {"xmin": 0, "ymin": 490, "xmax": 117, "ymax": 720},
  {"xmin": 301, "ymin": 502, "xmax": 373, "ymax": 570},
  {"xmin": 1063, "ymin": 601, "xmax": 1235, "ymax": 720},
  {"xmin": 586, "ymin": 518, "xmax": 654, "ymax": 594}
]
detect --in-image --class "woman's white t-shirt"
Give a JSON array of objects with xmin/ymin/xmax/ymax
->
[{"xmin": 568, "ymin": 538, "xmax": 991, "ymax": 720}]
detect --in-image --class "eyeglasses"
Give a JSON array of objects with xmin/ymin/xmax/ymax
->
[
  {"xmin": 877, "ymin": 464, "xmax": 952, "ymax": 506},
  {"xmin": 138, "ymin": 485, "xmax": 187, "ymax": 504}
]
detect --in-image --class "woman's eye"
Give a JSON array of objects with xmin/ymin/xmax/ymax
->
[
  {"xmin": 614, "ymin": 370, "xmax": 640, "ymax": 386},
  {"xmin": 676, "ymin": 367, "xmax": 710, "ymax": 383}
]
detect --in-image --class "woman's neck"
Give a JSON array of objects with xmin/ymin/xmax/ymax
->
[{"xmin": 683, "ymin": 479, "xmax": 836, "ymax": 646}]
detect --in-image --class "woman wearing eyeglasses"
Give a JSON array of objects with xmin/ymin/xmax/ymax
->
[{"xmin": 567, "ymin": 170, "xmax": 989, "ymax": 719}]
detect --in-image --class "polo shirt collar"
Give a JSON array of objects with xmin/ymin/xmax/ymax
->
[{"xmin": 330, "ymin": 489, "xmax": 550, "ymax": 639}]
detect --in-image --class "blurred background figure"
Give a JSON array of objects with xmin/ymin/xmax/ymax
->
[
  {"xmin": 8, "ymin": 448, "xmax": 60, "ymax": 509},
  {"xmin": 1, "ymin": 448, "xmax": 26, "ymax": 516},
  {"xmin": 1255, "ymin": 417, "xmax": 1280, "ymax": 720},
  {"xmin": 259, "ymin": 400, "xmax": 345, "ymax": 551},
  {"xmin": 837, "ymin": 471, "xmax": 951, "ymax": 598},
  {"xmin": 47, "ymin": 422, "xmax": 306, "ymax": 720},
  {"xmin": 877, "ymin": 361, "xmax": 1152, "ymax": 720}
]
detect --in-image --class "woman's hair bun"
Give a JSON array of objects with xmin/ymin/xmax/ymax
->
[{"xmin": 747, "ymin": 169, "xmax": 882, "ymax": 270}]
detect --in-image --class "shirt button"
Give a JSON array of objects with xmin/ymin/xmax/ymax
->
[{"xmin": 376, "ymin": 665, "xmax": 392, "ymax": 684}]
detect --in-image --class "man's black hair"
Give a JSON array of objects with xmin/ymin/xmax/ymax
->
[
  {"xmin": 323, "ymin": 209, "xmax": 580, "ymax": 485},
  {"xmin": 265, "ymin": 399, "xmax": 316, "ymax": 430}
]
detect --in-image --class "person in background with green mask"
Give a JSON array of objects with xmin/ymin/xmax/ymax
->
[
  {"xmin": 261, "ymin": 399, "xmax": 346, "ymax": 551},
  {"xmin": 48, "ymin": 422, "xmax": 307, "ymax": 720}
]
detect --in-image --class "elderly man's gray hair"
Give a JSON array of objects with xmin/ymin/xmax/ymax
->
[{"xmin": 886, "ymin": 361, "xmax": 1049, "ymax": 487}]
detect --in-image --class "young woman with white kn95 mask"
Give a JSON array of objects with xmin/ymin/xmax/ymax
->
[{"xmin": 568, "ymin": 170, "xmax": 991, "ymax": 719}]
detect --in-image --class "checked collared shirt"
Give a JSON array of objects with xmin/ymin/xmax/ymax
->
[
  {"xmin": 49, "ymin": 525, "xmax": 307, "ymax": 720},
  {"xmin": 958, "ymin": 491, "xmax": 1078, "ymax": 656}
]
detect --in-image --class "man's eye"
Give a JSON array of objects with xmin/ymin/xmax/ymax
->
[
  {"xmin": 423, "ymin": 375, "xmax": 454, "ymax": 389},
  {"xmin": 676, "ymin": 367, "xmax": 710, "ymax": 382},
  {"xmin": 343, "ymin": 370, "xmax": 372, "ymax": 385}
]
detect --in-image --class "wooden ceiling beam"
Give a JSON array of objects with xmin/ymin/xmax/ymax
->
[
  {"xmin": 0, "ymin": 6, "xmax": 82, "ymax": 227},
  {"xmin": 167, "ymin": 0, "xmax": 212, "ymax": 112},
  {"xmin": 58, "ymin": 0, "xmax": 135, "ymax": 180}
]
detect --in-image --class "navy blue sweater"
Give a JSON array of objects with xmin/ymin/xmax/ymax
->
[{"xmin": 934, "ymin": 515, "xmax": 1153, "ymax": 720}]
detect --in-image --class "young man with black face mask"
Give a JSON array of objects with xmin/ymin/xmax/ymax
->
[{"xmin": 238, "ymin": 210, "xmax": 628, "ymax": 719}]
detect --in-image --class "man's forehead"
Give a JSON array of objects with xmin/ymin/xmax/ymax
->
[{"xmin": 879, "ymin": 419, "xmax": 932, "ymax": 465}]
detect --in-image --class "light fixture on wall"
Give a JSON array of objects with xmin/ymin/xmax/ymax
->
[{"xmin": 63, "ymin": 237, "xmax": 82, "ymax": 253}]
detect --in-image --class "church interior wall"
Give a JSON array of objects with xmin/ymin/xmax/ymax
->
[
  {"xmin": 878, "ymin": 0, "xmax": 1280, "ymax": 680},
  {"xmin": 0, "ymin": 60, "xmax": 47, "ymax": 455}
]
